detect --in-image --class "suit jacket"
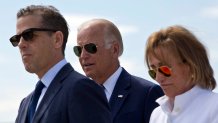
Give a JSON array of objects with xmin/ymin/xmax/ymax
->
[
  {"xmin": 16, "ymin": 63, "xmax": 112, "ymax": 123},
  {"xmin": 109, "ymin": 68, "xmax": 163, "ymax": 123}
]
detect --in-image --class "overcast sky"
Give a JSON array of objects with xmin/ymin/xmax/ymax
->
[{"xmin": 1, "ymin": 1, "xmax": 218, "ymax": 122}]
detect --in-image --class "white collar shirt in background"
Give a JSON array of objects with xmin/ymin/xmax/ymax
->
[
  {"xmin": 149, "ymin": 85, "xmax": 218, "ymax": 123},
  {"xmin": 36, "ymin": 59, "xmax": 67, "ymax": 110},
  {"xmin": 102, "ymin": 67, "xmax": 122, "ymax": 102}
]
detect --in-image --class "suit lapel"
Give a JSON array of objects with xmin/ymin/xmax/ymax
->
[
  {"xmin": 109, "ymin": 68, "xmax": 131, "ymax": 118},
  {"xmin": 32, "ymin": 63, "xmax": 73, "ymax": 123},
  {"xmin": 18, "ymin": 94, "xmax": 32, "ymax": 123}
]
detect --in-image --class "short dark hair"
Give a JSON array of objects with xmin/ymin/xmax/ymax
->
[{"xmin": 17, "ymin": 5, "xmax": 69, "ymax": 55}]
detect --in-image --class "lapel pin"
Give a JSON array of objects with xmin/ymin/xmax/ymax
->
[{"xmin": 118, "ymin": 95, "xmax": 123, "ymax": 98}]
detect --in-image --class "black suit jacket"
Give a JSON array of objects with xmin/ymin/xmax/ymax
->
[
  {"xmin": 109, "ymin": 68, "xmax": 163, "ymax": 123},
  {"xmin": 15, "ymin": 63, "xmax": 112, "ymax": 123}
]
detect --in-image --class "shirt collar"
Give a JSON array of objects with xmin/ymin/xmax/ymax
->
[
  {"xmin": 40, "ymin": 59, "xmax": 67, "ymax": 88},
  {"xmin": 103, "ymin": 66, "xmax": 122, "ymax": 100},
  {"xmin": 157, "ymin": 85, "xmax": 205, "ymax": 114}
]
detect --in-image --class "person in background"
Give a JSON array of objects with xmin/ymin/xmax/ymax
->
[
  {"xmin": 10, "ymin": 5, "xmax": 112, "ymax": 123},
  {"xmin": 145, "ymin": 25, "xmax": 218, "ymax": 123},
  {"xmin": 73, "ymin": 18, "xmax": 164, "ymax": 123}
]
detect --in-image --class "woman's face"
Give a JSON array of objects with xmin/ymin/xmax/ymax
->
[{"xmin": 148, "ymin": 48, "xmax": 194, "ymax": 99}]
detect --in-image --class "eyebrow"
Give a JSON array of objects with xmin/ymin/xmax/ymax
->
[{"xmin": 149, "ymin": 62, "xmax": 165, "ymax": 69}]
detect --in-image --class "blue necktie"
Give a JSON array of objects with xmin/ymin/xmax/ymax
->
[{"xmin": 27, "ymin": 81, "xmax": 44, "ymax": 123}]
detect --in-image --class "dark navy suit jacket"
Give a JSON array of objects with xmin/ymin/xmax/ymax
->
[
  {"xmin": 109, "ymin": 68, "xmax": 163, "ymax": 123},
  {"xmin": 15, "ymin": 63, "xmax": 112, "ymax": 123}
]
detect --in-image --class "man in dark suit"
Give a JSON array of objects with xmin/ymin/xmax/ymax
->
[
  {"xmin": 73, "ymin": 18, "xmax": 164, "ymax": 123},
  {"xmin": 10, "ymin": 5, "xmax": 112, "ymax": 123}
]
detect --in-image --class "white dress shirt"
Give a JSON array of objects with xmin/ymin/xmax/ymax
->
[
  {"xmin": 149, "ymin": 85, "xmax": 218, "ymax": 123},
  {"xmin": 36, "ymin": 59, "xmax": 67, "ymax": 110},
  {"xmin": 102, "ymin": 67, "xmax": 122, "ymax": 102}
]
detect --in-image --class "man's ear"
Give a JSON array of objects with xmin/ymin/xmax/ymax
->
[
  {"xmin": 54, "ymin": 31, "xmax": 64, "ymax": 48},
  {"xmin": 111, "ymin": 41, "xmax": 120, "ymax": 57}
]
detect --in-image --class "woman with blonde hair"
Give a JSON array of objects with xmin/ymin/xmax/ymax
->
[{"xmin": 145, "ymin": 25, "xmax": 218, "ymax": 123}]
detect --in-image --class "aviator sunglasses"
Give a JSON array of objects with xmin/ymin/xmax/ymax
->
[
  {"xmin": 9, "ymin": 28, "xmax": 57, "ymax": 47},
  {"xmin": 73, "ymin": 43, "xmax": 97, "ymax": 57},
  {"xmin": 148, "ymin": 66, "xmax": 172, "ymax": 79}
]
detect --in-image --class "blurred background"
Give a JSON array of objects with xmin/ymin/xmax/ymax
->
[{"xmin": 1, "ymin": 0, "xmax": 218, "ymax": 122}]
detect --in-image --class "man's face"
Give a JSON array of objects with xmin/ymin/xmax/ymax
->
[
  {"xmin": 76, "ymin": 25, "xmax": 115, "ymax": 83},
  {"xmin": 16, "ymin": 15, "xmax": 57, "ymax": 78}
]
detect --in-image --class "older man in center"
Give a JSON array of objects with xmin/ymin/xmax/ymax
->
[{"xmin": 73, "ymin": 18, "xmax": 163, "ymax": 123}]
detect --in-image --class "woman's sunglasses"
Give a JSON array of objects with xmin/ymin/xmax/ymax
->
[
  {"xmin": 73, "ymin": 43, "xmax": 97, "ymax": 57},
  {"xmin": 9, "ymin": 28, "xmax": 57, "ymax": 47},
  {"xmin": 148, "ymin": 66, "xmax": 172, "ymax": 79}
]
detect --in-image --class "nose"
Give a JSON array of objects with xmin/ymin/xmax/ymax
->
[
  {"xmin": 155, "ymin": 71, "xmax": 165, "ymax": 84},
  {"xmin": 80, "ymin": 47, "xmax": 89, "ymax": 59},
  {"xmin": 18, "ymin": 38, "xmax": 27, "ymax": 49}
]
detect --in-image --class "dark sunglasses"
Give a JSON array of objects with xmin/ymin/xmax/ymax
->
[
  {"xmin": 9, "ymin": 28, "xmax": 57, "ymax": 47},
  {"xmin": 73, "ymin": 43, "xmax": 97, "ymax": 57},
  {"xmin": 148, "ymin": 66, "xmax": 172, "ymax": 79}
]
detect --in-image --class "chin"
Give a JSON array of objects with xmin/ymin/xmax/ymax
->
[
  {"xmin": 86, "ymin": 73, "xmax": 96, "ymax": 80},
  {"xmin": 25, "ymin": 68, "xmax": 34, "ymax": 74},
  {"xmin": 87, "ymin": 74, "xmax": 94, "ymax": 79}
]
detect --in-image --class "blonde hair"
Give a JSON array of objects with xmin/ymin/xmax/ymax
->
[{"xmin": 145, "ymin": 25, "xmax": 216, "ymax": 90}]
